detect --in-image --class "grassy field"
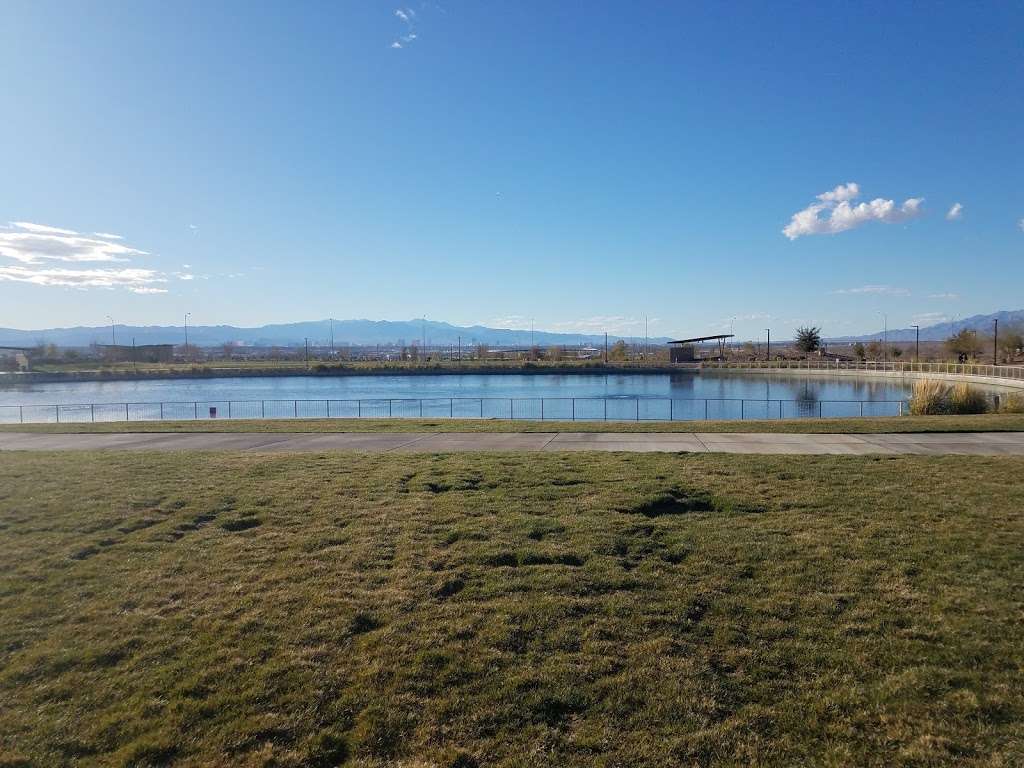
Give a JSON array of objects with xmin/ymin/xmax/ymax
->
[
  {"xmin": 3, "ymin": 412, "xmax": 1024, "ymax": 434},
  {"xmin": 1, "ymin": 451, "xmax": 1023, "ymax": 766}
]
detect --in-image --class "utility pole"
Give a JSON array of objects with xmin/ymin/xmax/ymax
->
[
  {"xmin": 883, "ymin": 314, "xmax": 888, "ymax": 363},
  {"xmin": 911, "ymin": 325, "xmax": 919, "ymax": 362},
  {"xmin": 458, "ymin": 336, "xmax": 461, "ymax": 363},
  {"xmin": 107, "ymin": 315, "xmax": 116, "ymax": 346},
  {"xmin": 304, "ymin": 337, "xmax": 309, "ymax": 369},
  {"xmin": 644, "ymin": 315, "xmax": 648, "ymax": 360},
  {"xmin": 132, "ymin": 338, "xmax": 137, "ymax": 373},
  {"xmin": 184, "ymin": 312, "xmax": 191, "ymax": 358},
  {"xmin": 604, "ymin": 332, "xmax": 608, "ymax": 364},
  {"xmin": 766, "ymin": 328, "xmax": 770, "ymax": 362},
  {"xmin": 330, "ymin": 318, "xmax": 335, "ymax": 354},
  {"xmin": 994, "ymin": 318, "xmax": 999, "ymax": 365}
]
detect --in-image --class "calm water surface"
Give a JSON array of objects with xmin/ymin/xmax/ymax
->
[{"xmin": 0, "ymin": 371, "xmax": 910, "ymax": 405}]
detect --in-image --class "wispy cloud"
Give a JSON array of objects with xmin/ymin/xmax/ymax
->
[
  {"xmin": 945, "ymin": 202, "xmax": 963, "ymax": 221},
  {"xmin": 912, "ymin": 311, "xmax": 948, "ymax": 325},
  {"xmin": 783, "ymin": 182, "xmax": 924, "ymax": 240},
  {"xmin": 391, "ymin": 7, "xmax": 419, "ymax": 48},
  {"xmin": 0, "ymin": 222, "xmax": 167, "ymax": 294},
  {"xmin": 1018, "ymin": 218, "xmax": 1024, "ymax": 232},
  {"xmin": 0, "ymin": 222, "xmax": 147, "ymax": 264},
  {"xmin": 928, "ymin": 292, "xmax": 959, "ymax": 300},
  {"xmin": 0, "ymin": 264, "xmax": 166, "ymax": 293},
  {"xmin": 832, "ymin": 284, "xmax": 910, "ymax": 296}
]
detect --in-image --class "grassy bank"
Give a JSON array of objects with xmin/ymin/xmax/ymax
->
[
  {"xmin": 1, "ymin": 451, "xmax": 1023, "ymax": 765},
  {"xmin": 4, "ymin": 412, "xmax": 1024, "ymax": 434}
]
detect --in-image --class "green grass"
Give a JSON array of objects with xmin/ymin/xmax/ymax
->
[
  {"xmin": 1, "ymin": 451, "xmax": 1023, "ymax": 765},
  {"xmin": 4, "ymin": 411, "xmax": 1024, "ymax": 434}
]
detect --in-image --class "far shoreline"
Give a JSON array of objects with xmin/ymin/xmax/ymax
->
[{"xmin": 0, "ymin": 362, "xmax": 699, "ymax": 387}]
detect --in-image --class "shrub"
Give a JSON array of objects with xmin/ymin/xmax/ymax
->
[
  {"xmin": 999, "ymin": 393, "xmax": 1024, "ymax": 413},
  {"xmin": 909, "ymin": 380, "xmax": 950, "ymax": 415},
  {"xmin": 948, "ymin": 383, "xmax": 989, "ymax": 414},
  {"xmin": 909, "ymin": 380, "xmax": 990, "ymax": 415}
]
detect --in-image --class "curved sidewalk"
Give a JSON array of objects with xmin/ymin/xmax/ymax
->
[{"xmin": 2, "ymin": 431, "xmax": 1024, "ymax": 455}]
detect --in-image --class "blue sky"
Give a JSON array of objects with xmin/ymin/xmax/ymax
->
[{"xmin": 1, "ymin": 0, "xmax": 1022, "ymax": 341}]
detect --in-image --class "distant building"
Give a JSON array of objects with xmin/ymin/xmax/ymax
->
[{"xmin": 98, "ymin": 344, "xmax": 175, "ymax": 363}]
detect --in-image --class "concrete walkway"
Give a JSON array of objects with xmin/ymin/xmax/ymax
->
[{"xmin": 2, "ymin": 431, "xmax": 1024, "ymax": 455}]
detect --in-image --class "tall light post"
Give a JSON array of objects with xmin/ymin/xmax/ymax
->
[
  {"xmin": 911, "ymin": 325, "xmax": 919, "ymax": 363},
  {"xmin": 106, "ymin": 315, "xmax": 116, "ymax": 346},
  {"xmin": 883, "ymin": 314, "xmax": 888, "ymax": 363},
  {"xmin": 765, "ymin": 328, "xmax": 770, "ymax": 362},
  {"xmin": 994, "ymin": 318, "xmax": 999, "ymax": 365},
  {"xmin": 184, "ymin": 312, "xmax": 191, "ymax": 357}
]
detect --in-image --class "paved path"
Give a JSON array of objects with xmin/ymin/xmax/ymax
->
[{"xmin": 2, "ymin": 431, "xmax": 1024, "ymax": 455}]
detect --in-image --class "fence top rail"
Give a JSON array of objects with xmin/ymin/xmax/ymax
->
[
  {"xmin": 0, "ymin": 395, "xmax": 916, "ymax": 411},
  {"xmin": 703, "ymin": 359, "xmax": 1024, "ymax": 377}
]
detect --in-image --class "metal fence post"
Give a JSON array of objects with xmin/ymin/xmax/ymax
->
[
  {"xmin": 20, "ymin": 405, "xmax": 23, "ymax": 423},
  {"xmin": 572, "ymin": 398, "xmax": 575, "ymax": 421},
  {"xmin": 389, "ymin": 399, "xmax": 393, "ymax": 418},
  {"xmin": 262, "ymin": 400, "xmax": 266, "ymax": 418},
  {"xmin": 357, "ymin": 400, "xmax": 362, "ymax": 418},
  {"xmin": 160, "ymin": 402, "xmax": 164, "ymax": 420},
  {"xmin": 480, "ymin": 399, "xmax": 483, "ymax": 418},
  {"xmin": 91, "ymin": 404, "xmax": 95, "ymax": 422},
  {"xmin": 741, "ymin": 400, "xmax": 744, "ymax": 420},
  {"xmin": 125, "ymin": 403, "xmax": 129, "ymax": 421},
  {"xmin": 636, "ymin": 399, "xmax": 639, "ymax": 421},
  {"xmin": 604, "ymin": 399, "xmax": 607, "ymax": 421},
  {"xmin": 541, "ymin": 399, "xmax": 544, "ymax": 420},
  {"xmin": 56, "ymin": 405, "xmax": 60, "ymax": 423},
  {"xmin": 818, "ymin": 401, "xmax": 822, "ymax": 418},
  {"xmin": 705, "ymin": 399, "xmax": 708, "ymax": 420},
  {"xmin": 228, "ymin": 401, "xmax": 232, "ymax": 419},
  {"xmin": 295, "ymin": 400, "xmax": 298, "ymax": 417},
  {"xmin": 194, "ymin": 401, "xmax": 198, "ymax": 419},
  {"xmin": 420, "ymin": 399, "xmax": 423, "ymax": 417},
  {"xmin": 669, "ymin": 399, "xmax": 673, "ymax": 420},
  {"xmin": 510, "ymin": 398, "xmax": 514, "ymax": 420}
]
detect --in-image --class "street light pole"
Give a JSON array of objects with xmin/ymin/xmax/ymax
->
[
  {"xmin": 994, "ymin": 318, "xmax": 999, "ymax": 365},
  {"xmin": 883, "ymin": 314, "xmax": 888, "ymax": 363},
  {"xmin": 107, "ymin": 315, "xmax": 116, "ymax": 346},
  {"xmin": 184, "ymin": 312, "xmax": 191, "ymax": 358},
  {"xmin": 911, "ymin": 325, "xmax": 919, "ymax": 362},
  {"xmin": 766, "ymin": 328, "xmax": 770, "ymax": 362}
]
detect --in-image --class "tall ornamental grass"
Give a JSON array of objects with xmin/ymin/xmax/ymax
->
[{"xmin": 909, "ymin": 380, "xmax": 990, "ymax": 415}]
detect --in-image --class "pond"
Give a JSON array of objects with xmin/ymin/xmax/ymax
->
[{"xmin": 0, "ymin": 371, "xmax": 912, "ymax": 423}]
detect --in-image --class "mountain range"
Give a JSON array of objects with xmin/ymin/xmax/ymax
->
[
  {"xmin": 834, "ymin": 310, "xmax": 1024, "ymax": 343},
  {"xmin": 0, "ymin": 318, "xmax": 671, "ymax": 349},
  {"xmin": 1, "ymin": 310, "xmax": 1019, "ymax": 349}
]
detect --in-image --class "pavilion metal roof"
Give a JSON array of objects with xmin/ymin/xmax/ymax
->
[{"xmin": 667, "ymin": 334, "xmax": 735, "ymax": 345}]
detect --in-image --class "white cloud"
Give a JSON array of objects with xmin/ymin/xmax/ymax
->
[
  {"xmin": 833, "ymin": 284, "xmax": 910, "ymax": 296},
  {"xmin": 0, "ymin": 264, "xmax": 166, "ymax": 291},
  {"xmin": 945, "ymin": 203, "xmax": 963, "ymax": 221},
  {"xmin": 391, "ymin": 7, "xmax": 419, "ymax": 48},
  {"xmin": 0, "ymin": 222, "xmax": 168, "ymax": 294},
  {"xmin": 0, "ymin": 221, "xmax": 147, "ymax": 264},
  {"xmin": 928, "ymin": 292, "xmax": 959, "ymax": 300},
  {"xmin": 783, "ymin": 183, "xmax": 924, "ymax": 240},
  {"xmin": 912, "ymin": 312, "xmax": 948, "ymax": 325},
  {"xmin": 1018, "ymin": 218, "xmax": 1024, "ymax": 232},
  {"xmin": 174, "ymin": 272, "xmax": 195, "ymax": 281},
  {"xmin": 10, "ymin": 221, "xmax": 79, "ymax": 235},
  {"xmin": 816, "ymin": 182, "xmax": 860, "ymax": 203}
]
